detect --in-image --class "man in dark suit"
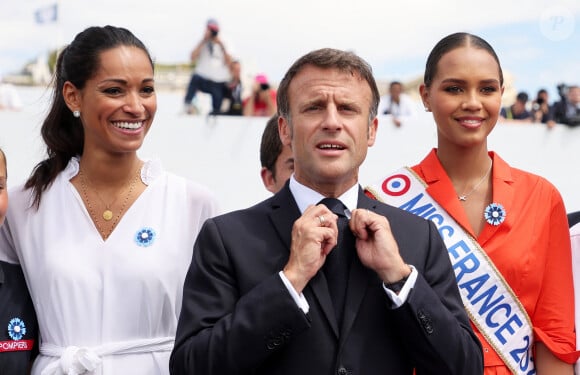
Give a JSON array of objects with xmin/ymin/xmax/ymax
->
[
  {"xmin": 170, "ymin": 48, "xmax": 483, "ymax": 374},
  {"xmin": 549, "ymin": 85, "xmax": 580, "ymax": 127}
]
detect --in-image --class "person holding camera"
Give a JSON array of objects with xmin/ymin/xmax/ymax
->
[
  {"xmin": 183, "ymin": 18, "xmax": 233, "ymax": 115},
  {"xmin": 531, "ymin": 88, "xmax": 551, "ymax": 124},
  {"xmin": 243, "ymin": 73, "xmax": 277, "ymax": 117}
]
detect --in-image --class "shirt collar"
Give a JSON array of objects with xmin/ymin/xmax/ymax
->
[{"xmin": 289, "ymin": 175, "xmax": 359, "ymax": 214}]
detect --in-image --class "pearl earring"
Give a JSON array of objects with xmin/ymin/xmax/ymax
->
[
  {"xmin": 424, "ymin": 108, "xmax": 430, "ymax": 112},
  {"xmin": 73, "ymin": 110, "xmax": 80, "ymax": 118}
]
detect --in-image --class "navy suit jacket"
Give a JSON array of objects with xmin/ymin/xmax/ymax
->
[
  {"xmin": 568, "ymin": 211, "xmax": 580, "ymax": 228},
  {"xmin": 170, "ymin": 185, "xmax": 483, "ymax": 374}
]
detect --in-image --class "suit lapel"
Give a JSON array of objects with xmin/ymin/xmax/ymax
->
[
  {"xmin": 268, "ymin": 186, "xmax": 299, "ymax": 251},
  {"xmin": 311, "ymin": 272, "xmax": 340, "ymax": 336},
  {"xmin": 268, "ymin": 185, "xmax": 339, "ymax": 336}
]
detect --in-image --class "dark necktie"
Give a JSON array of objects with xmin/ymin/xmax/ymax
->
[{"xmin": 318, "ymin": 198, "xmax": 355, "ymax": 326}]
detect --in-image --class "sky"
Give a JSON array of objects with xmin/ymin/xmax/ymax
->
[{"xmin": 0, "ymin": 0, "xmax": 578, "ymax": 102}]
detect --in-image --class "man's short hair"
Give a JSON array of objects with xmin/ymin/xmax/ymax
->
[
  {"xmin": 260, "ymin": 115, "xmax": 282, "ymax": 176},
  {"xmin": 516, "ymin": 91, "xmax": 529, "ymax": 103},
  {"xmin": 276, "ymin": 48, "xmax": 380, "ymax": 121}
]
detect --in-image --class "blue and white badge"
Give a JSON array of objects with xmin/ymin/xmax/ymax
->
[
  {"xmin": 7, "ymin": 317, "xmax": 26, "ymax": 340},
  {"xmin": 484, "ymin": 203, "xmax": 506, "ymax": 226},
  {"xmin": 135, "ymin": 227, "xmax": 156, "ymax": 247}
]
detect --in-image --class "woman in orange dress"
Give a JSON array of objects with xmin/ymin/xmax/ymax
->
[{"xmin": 369, "ymin": 32, "xmax": 577, "ymax": 374}]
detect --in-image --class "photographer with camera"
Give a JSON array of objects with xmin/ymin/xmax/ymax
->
[
  {"xmin": 243, "ymin": 73, "xmax": 277, "ymax": 117},
  {"xmin": 531, "ymin": 88, "xmax": 551, "ymax": 124},
  {"xmin": 183, "ymin": 18, "xmax": 233, "ymax": 115}
]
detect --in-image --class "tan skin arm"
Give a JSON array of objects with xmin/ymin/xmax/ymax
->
[
  {"xmin": 535, "ymin": 342, "xmax": 573, "ymax": 374},
  {"xmin": 189, "ymin": 32, "xmax": 209, "ymax": 62}
]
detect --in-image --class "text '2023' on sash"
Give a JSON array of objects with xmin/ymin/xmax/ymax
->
[{"xmin": 365, "ymin": 167, "xmax": 535, "ymax": 375}]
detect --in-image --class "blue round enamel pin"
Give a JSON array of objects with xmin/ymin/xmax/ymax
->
[
  {"xmin": 484, "ymin": 203, "xmax": 506, "ymax": 226},
  {"xmin": 7, "ymin": 318, "xmax": 26, "ymax": 340},
  {"xmin": 135, "ymin": 227, "xmax": 156, "ymax": 247}
]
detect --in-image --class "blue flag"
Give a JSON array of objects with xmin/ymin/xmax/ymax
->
[{"xmin": 34, "ymin": 3, "xmax": 58, "ymax": 24}]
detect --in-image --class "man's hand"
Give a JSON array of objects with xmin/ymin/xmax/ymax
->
[
  {"xmin": 202, "ymin": 28, "xmax": 213, "ymax": 42},
  {"xmin": 349, "ymin": 209, "xmax": 410, "ymax": 283},
  {"xmin": 283, "ymin": 204, "xmax": 338, "ymax": 293}
]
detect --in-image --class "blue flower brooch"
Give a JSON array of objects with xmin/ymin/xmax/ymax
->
[
  {"xmin": 484, "ymin": 203, "xmax": 506, "ymax": 226},
  {"xmin": 135, "ymin": 227, "xmax": 156, "ymax": 247},
  {"xmin": 7, "ymin": 317, "xmax": 27, "ymax": 340}
]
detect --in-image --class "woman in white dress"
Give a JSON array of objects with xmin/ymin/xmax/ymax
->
[{"xmin": 0, "ymin": 26, "xmax": 218, "ymax": 375}]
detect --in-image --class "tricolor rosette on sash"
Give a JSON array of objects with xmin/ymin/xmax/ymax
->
[{"xmin": 366, "ymin": 167, "xmax": 535, "ymax": 375}]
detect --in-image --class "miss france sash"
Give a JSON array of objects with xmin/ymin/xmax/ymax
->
[{"xmin": 366, "ymin": 167, "xmax": 535, "ymax": 374}]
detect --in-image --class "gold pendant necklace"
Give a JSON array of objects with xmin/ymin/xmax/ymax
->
[
  {"xmin": 79, "ymin": 169, "xmax": 132, "ymax": 221},
  {"xmin": 79, "ymin": 166, "xmax": 141, "ymax": 239},
  {"xmin": 80, "ymin": 173, "xmax": 118, "ymax": 221},
  {"xmin": 457, "ymin": 161, "xmax": 492, "ymax": 201}
]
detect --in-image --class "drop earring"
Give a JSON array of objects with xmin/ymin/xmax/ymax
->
[{"xmin": 73, "ymin": 110, "xmax": 80, "ymax": 118}]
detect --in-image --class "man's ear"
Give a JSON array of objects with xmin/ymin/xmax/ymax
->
[
  {"xmin": 278, "ymin": 116, "xmax": 291, "ymax": 147},
  {"xmin": 260, "ymin": 167, "xmax": 277, "ymax": 194},
  {"xmin": 367, "ymin": 117, "xmax": 378, "ymax": 147},
  {"xmin": 62, "ymin": 81, "xmax": 81, "ymax": 113}
]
